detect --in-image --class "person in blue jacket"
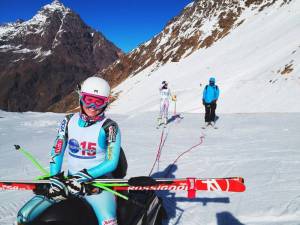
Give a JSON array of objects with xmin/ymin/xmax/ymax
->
[
  {"xmin": 202, "ymin": 77, "xmax": 219, "ymax": 126},
  {"xmin": 17, "ymin": 77, "xmax": 120, "ymax": 225}
]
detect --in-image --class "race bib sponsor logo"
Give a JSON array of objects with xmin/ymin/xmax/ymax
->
[
  {"xmin": 58, "ymin": 118, "xmax": 67, "ymax": 135},
  {"xmin": 69, "ymin": 139, "xmax": 80, "ymax": 153},
  {"xmin": 107, "ymin": 145, "xmax": 113, "ymax": 160},
  {"xmin": 55, "ymin": 139, "xmax": 63, "ymax": 153},
  {"xmin": 108, "ymin": 125, "xmax": 116, "ymax": 143},
  {"xmin": 68, "ymin": 139, "xmax": 97, "ymax": 159},
  {"xmin": 102, "ymin": 218, "xmax": 117, "ymax": 225}
]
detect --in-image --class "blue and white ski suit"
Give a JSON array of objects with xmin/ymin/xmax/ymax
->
[
  {"xmin": 17, "ymin": 112, "xmax": 121, "ymax": 225},
  {"xmin": 159, "ymin": 87, "xmax": 172, "ymax": 121}
]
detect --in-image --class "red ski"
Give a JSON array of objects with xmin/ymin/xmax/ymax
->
[
  {"xmin": 0, "ymin": 176, "xmax": 245, "ymax": 198},
  {"xmin": 112, "ymin": 177, "xmax": 245, "ymax": 198}
]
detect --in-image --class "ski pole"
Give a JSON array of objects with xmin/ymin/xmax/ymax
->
[
  {"xmin": 91, "ymin": 182, "xmax": 145, "ymax": 208},
  {"xmin": 14, "ymin": 145, "xmax": 50, "ymax": 177},
  {"xmin": 172, "ymin": 94, "xmax": 177, "ymax": 116},
  {"xmin": 91, "ymin": 182, "xmax": 128, "ymax": 200},
  {"xmin": 13, "ymin": 145, "xmax": 146, "ymax": 206}
]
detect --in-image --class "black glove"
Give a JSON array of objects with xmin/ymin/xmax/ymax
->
[
  {"xmin": 66, "ymin": 169, "xmax": 93, "ymax": 196},
  {"xmin": 202, "ymin": 99, "xmax": 206, "ymax": 105},
  {"xmin": 48, "ymin": 173, "xmax": 68, "ymax": 201}
]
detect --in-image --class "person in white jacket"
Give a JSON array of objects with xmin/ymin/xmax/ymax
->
[{"xmin": 158, "ymin": 81, "xmax": 172, "ymax": 125}]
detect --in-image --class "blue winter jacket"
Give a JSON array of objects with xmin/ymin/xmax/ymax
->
[{"xmin": 203, "ymin": 84, "xmax": 219, "ymax": 104}]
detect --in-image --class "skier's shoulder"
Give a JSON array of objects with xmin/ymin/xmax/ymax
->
[
  {"xmin": 205, "ymin": 84, "xmax": 219, "ymax": 91},
  {"xmin": 65, "ymin": 113, "xmax": 75, "ymax": 121},
  {"xmin": 102, "ymin": 118, "xmax": 119, "ymax": 141},
  {"xmin": 58, "ymin": 113, "xmax": 74, "ymax": 135},
  {"xmin": 102, "ymin": 117, "xmax": 119, "ymax": 132}
]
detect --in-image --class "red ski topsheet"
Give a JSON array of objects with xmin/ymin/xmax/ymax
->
[
  {"xmin": 113, "ymin": 177, "xmax": 245, "ymax": 193},
  {"xmin": 0, "ymin": 182, "xmax": 36, "ymax": 191},
  {"xmin": 0, "ymin": 177, "xmax": 246, "ymax": 196}
]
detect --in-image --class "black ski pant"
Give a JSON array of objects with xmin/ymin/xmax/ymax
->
[{"xmin": 204, "ymin": 102, "xmax": 217, "ymax": 122}]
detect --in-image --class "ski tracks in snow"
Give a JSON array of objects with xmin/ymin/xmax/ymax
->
[{"xmin": 0, "ymin": 192, "xmax": 32, "ymax": 225}]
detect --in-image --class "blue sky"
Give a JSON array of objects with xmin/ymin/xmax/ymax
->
[{"xmin": 0, "ymin": 0, "xmax": 193, "ymax": 53}]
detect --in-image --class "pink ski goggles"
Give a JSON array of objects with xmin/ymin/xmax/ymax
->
[{"xmin": 80, "ymin": 92, "xmax": 109, "ymax": 110}]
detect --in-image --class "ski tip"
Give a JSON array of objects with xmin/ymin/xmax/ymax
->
[{"xmin": 225, "ymin": 177, "xmax": 245, "ymax": 183}]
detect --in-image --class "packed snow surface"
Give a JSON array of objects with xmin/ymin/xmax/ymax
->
[{"xmin": 0, "ymin": 110, "xmax": 299, "ymax": 225}]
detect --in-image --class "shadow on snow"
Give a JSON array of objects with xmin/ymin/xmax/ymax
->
[
  {"xmin": 151, "ymin": 164, "xmax": 230, "ymax": 225},
  {"xmin": 216, "ymin": 212, "xmax": 245, "ymax": 225},
  {"xmin": 167, "ymin": 114, "xmax": 184, "ymax": 124}
]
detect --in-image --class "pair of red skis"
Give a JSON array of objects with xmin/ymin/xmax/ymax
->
[
  {"xmin": 0, "ymin": 176, "xmax": 245, "ymax": 199},
  {"xmin": 0, "ymin": 145, "xmax": 246, "ymax": 199}
]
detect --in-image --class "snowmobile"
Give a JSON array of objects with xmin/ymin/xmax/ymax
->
[
  {"xmin": 21, "ymin": 147, "xmax": 166, "ymax": 225},
  {"xmin": 25, "ymin": 190, "xmax": 165, "ymax": 225}
]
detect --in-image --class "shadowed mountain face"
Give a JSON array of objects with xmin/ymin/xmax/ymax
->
[
  {"xmin": 0, "ymin": 0, "xmax": 122, "ymax": 112},
  {"xmin": 98, "ymin": 0, "xmax": 291, "ymax": 88}
]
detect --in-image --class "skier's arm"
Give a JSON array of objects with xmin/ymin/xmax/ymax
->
[
  {"xmin": 86, "ymin": 122, "xmax": 121, "ymax": 179},
  {"xmin": 49, "ymin": 116, "xmax": 70, "ymax": 176},
  {"xmin": 202, "ymin": 86, "xmax": 207, "ymax": 104},
  {"xmin": 215, "ymin": 86, "xmax": 220, "ymax": 101}
]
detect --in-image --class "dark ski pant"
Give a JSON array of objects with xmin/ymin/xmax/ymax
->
[
  {"xmin": 204, "ymin": 102, "xmax": 217, "ymax": 122},
  {"xmin": 17, "ymin": 191, "xmax": 117, "ymax": 225}
]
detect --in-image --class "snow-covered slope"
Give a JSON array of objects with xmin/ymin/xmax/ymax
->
[
  {"xmin": 109, "ymin": 0, "xmax": 300, "ymax": 114},
  {"xmin": 0, "ymin": 111, "xmax": 300, "ymax": 225}
]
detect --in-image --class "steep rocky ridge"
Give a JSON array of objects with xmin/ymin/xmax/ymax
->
[{"xmin": 0, "ymin": 0, "xmax": 122, "ymax": 112}]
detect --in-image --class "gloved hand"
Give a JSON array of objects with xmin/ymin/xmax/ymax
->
[
  {"xmin": 202, "ymin": 99, "xmax": 206, "ymax": 105},
  {"xmin": 66, "ymin": 169, "xmax": 93, "ymax": 196},
  {"xmin": 48, "ymin": 173, "xmax": 68, "ymax": 201}
]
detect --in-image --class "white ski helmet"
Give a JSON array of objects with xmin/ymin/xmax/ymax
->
[{"xmin": 80, "ymin": 77, "xmax": 110, "ymax": 98}]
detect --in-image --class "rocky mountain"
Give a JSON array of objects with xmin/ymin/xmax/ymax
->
[
  {"xmin": 0, "ymin": 0, "xmax": 122, "ymax": 112},
  {"xmin": 98, "ymin": 0, "xmax": 292, "ymax": 86},
  {"xmin": 108, "ymin": 0, "xmax": 298, "ymax": 114}
]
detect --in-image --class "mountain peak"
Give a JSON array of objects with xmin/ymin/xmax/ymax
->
[
  {"xmin": 43, "ymin": 0, "xmax": 69, "ymax": 12},
  {"xmin": 0, "ymin": 0, "xmax": 122, "ymax": 112},
  {"xmin": 35, "ymin": 0, "xmax": 70, "ymax": 18},
  {"xmin": 29, "ymin": 0, "xmax": 70, "ymax": 24}
]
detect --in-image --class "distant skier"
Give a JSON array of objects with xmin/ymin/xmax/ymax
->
[
  {"xmin": 158, "ymin": 81, "xmax": 173, "ymax": 126},
  {"xmin": 17, "ymin": 77, "xmax": 120, "ymax": 225},
  {"xmin": 202, "ymin": 77, "xmax": 219, "ymax": 127}
]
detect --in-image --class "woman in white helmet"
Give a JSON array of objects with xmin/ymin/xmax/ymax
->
[
  {"xmin": 17, "ymin": 77, "xmax": 120, "ymax": 225},
  {"xmin": 158, "ymin": 81, "xmax": 173, "ymax": 126}
]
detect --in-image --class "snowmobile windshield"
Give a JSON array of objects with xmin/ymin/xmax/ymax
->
[{"xmin": 80, "ymin": 92, "xmax": 109, "ymax": 110}]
